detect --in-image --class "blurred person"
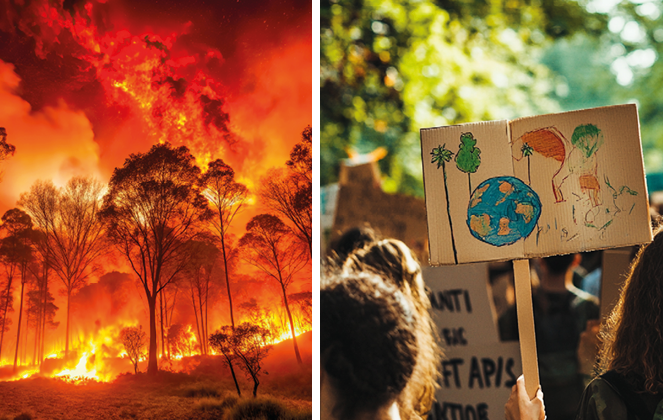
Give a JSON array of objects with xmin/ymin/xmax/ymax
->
[
  {"xmin": 576, "ymin": 226, "xmax": 663, "ymax": 419},
  {"xmin": 321, "ymin": 272, "xmax": 420, "ymax": 420},
  {"xmin": 499, "ymin": 254, "xmax": 599, "ymax": 420},
  {"xmin": 322, "ymin": 271, "xmax": 546, "ymax": 420},
  {"xmin": 343, "ymin": 239, "xmax": 436, "ymax": 419}
]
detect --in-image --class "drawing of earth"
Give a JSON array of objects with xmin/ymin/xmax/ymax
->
[{"xmin": 467, "ymin": 176, "xmax": 542, "ymax": 247}]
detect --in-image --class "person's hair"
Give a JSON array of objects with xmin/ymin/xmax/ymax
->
[
  {"xmin": 321, "ymin": 273, "xmax": 419, "ymax": 419},
  {"xmin": 331, "ymin": 226, "xmax": 379, "ymax": 263},
  {"xmin": 597, "ymin": 226, "xmax": 663, "ymax": 393},
  {"xmin": 343, "ymin": 239, "xmax": 439, "ymax": 419},
  {"xmin": 541, "ymin": 254, "xmax": 577, "ymax": 275}
]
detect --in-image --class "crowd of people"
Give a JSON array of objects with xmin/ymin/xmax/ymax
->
[{"xmin": 321, "ymin": 224, "xmax": 663, "ymax": 420}]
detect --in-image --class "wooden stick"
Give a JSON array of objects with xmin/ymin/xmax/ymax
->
[{"xmin": 513, "ymin": 259, "xmax": 540, "ymax": 399}]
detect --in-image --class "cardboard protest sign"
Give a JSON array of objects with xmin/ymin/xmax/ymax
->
[
  {"xmin": 424, "ymin": 265, "xmax": 499, "ymax": 345},
  {"xmin": 429, "ymin": 342, "xmax": 522, "ymax": 420},
  {"xmin": 423, "ymin": 265, "xmax": 522, "ymax": 419},
  {"xmin": 331, "ymin": 160, "xmax": 429, "ymax": 262},
  {"xmin": 421, "ymin": 104, "xmax": 652, "ymax": 265}
]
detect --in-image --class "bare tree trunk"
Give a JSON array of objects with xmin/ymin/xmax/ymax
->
[
  {"xmin": 190, "ymin": 286, "xmax": 202, "ymax": 355},
  {"xmin": 13, "ymin": 279, "xmax": 26, "ymax": 373},
  {"xmin": 281, "ymin": 285, "xmax": 302, "ymax": 365},
  {"xmin": 65, "ymin": 288, "xmax": 71, "ymax": 358},
  {"xmin": 220, "ymin": 234, "xmax": 234, "ymax": 328},
  {"xmin": 197, "ymin": 288, "xmax": 205, "ymax": 354},
  {"xmin": 0, "ymin": 276, "xmax": 12, "ymax": 362},
  {"xmin": 224, "ymin": 353, "xmax": 241, "ymax": 396},
  {"xmin": 159, "ymin": 290, "xmax": 166, "ymax": 360},
  {"xmin": 147, "ymin": 296, "xmax": 158, "ymax": 375}
]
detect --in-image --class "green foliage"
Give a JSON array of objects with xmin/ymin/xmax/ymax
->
[
  {"xmin": 321, "ymin": 0, "xmax": 607, "ymax": 195},
  {"xmin": 571, "ymin": 124, "xmax": 603, "ymax": 158},
  {"xmin": 455, "ymin": 132, "xmax": 481, "ymax": 174}
]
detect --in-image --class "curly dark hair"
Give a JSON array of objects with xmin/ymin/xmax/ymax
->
[
  {"xmin": 342, "ymin": 239, "xmax": 439, "ymax": 419},
  {"xmin": 321, "ymin": 273, "xmax": 419, "ymax": 419},
  {"xmin": 597, "ymin": 226, "xmax": 663, "ymax": 393}
]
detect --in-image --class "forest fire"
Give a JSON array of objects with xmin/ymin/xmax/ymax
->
[{"xmin": 0, "ymin": 0, "xmax": 311, "ymax": 417}]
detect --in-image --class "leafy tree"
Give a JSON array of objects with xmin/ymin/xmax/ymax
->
[
  {"xmin": 0, "ymin": 127, "xmax": 15, "ymax": 181},
  {"xmin": 0, "ymin": 209, "xmax": 34, "ymax": 372},
  {"xmin": 258, "ymin": 126, "xmax": 312, "ymax": 257},
  {"xmin": 321, "ymin": 0, "xmax": 607, "ymax": 195},
  {"xmin": 430, "ymin": 144, "xmax": 457, "ymax": 263},
  {"xmin": 201, "ymin": 159, "xmax": 248, "ymax": 328},
  {"xmin": 100, "ymin": 143, "xmax": 213, "ymax": 375},
  {"xmin": 289, "ymin": 291, "xmax": 312, "ymax": 331},
  {"xmin": 19, "ymin": 177, "xmax": 107, "ymax": 358},
  {"xmin": 455, "ymin": 132, "xmax": 481, "ymax": 194},
  {"xmin": 120, "ymin": 326, "xmax": 147, "ymax": 374},
  {"xmin": 209, "ymin": 326, "xmax": 242, "ymax": 396},
  {"xmin": 231, "ymin": 322, "xmax": 272, "ymax": 398},
  {"xmin": 239, "ymin": 214, "xmax": 307, "ymax": 365}
]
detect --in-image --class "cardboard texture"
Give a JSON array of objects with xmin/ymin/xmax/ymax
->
[
  {"xmin": 423, "ymin": 264, "xmax": 522, "ymax": 419},
  {"xmin": 423, "ymin": 264, "xmax": 499, "ymax": 345},
  {"xmin": 421, "ymin": 104, "xmax": 653, "ymax": 266},
  {"xmin": 600, "ymin": 247, "xmax": 633, "ymax": 319},
  {"xmin": 331, "ymin": 161, "xmax": 429, "ymax": 262}
]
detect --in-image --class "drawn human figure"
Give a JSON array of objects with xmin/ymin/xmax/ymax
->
[{"xmin": 511, "ymin": 127, "xmax": 569, "ymax": 202}]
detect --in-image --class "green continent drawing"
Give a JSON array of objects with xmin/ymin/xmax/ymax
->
[{"xmin": 466, "ymin": 176, "xmax": 542, "ymax": 247}]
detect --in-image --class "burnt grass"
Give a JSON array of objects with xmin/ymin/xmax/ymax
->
[{"xmin": 0, "ymin": 333, "xmax": 312, "ymax": 420}]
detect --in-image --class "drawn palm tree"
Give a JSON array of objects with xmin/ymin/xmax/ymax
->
[
  {"xmin": 431, "ymin": 144, "xmax": 458, "ymax": 264},
  {"xmin": 521, "ymin": 142, "xmax": 533, "ymax": 185}
]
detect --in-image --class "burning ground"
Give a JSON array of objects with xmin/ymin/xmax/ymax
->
[{"xmin": 0, "ymin": 0, "xmax": 311, "ymax": 417}]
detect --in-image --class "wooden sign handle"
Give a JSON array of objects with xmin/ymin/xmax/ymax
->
[{"xmin": 513, "ymin": 259, "xmax": 540, "ymax": 399}]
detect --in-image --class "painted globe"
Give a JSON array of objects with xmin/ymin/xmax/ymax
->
[{"xmin": 466, "ymin": 176, "xmax": 541, "ymax": 247}]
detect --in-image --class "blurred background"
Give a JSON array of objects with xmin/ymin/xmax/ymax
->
[{"xmin": 321, "ymin": 0, "xmax": 663, "ymax": 200}]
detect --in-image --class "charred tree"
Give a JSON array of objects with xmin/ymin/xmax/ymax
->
[
  {"xmin": 239, "ymin": 214, "xmax": 307, "ymax": 365},
  {"xmin": 19, "ymin": 177, "xmax": 107, "ymax": 357},
  {"xmin": 201, "ymin": 159, "xmax": 248, "ymax": 329},
  {"xmin": 100, "ymin": 143, "xmax": 212, "ymax": 375}
]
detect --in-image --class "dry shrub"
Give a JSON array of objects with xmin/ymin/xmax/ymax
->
[
  {"xmin": 224, "ymin": 397, "xmax": 311, "ymax": 420},
  {"xmin": 181, "ymin": 382, "xmax": 221, "ymax": 398},
  {"xmin": 194, "ymin": 395, "xmax": 239, "ymax": 413}
]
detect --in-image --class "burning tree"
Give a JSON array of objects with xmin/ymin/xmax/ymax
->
[
  {"xmin": 0, "ymin": 127, "xmax": 15, "ymax": 181},
  {"xmin": 202, "ymin": 159, "xmax": 248, "ymax": 329},
  {"xmin": 0, "ymin": 209, "xmax": 33, "ymax": 366},
  {"xmin": 232, "ymin": 322, "xmax": 272, "ymax": 397},
  {"xmin": 239, "ymin": 214, "xmax": 307, "ymax": 365},
  {"xmin": 100, "ymin": 143, "xmax": 212, "ymax": 375},
  {"xmin": 209, "ymin": 326, "xmax": 242, "ymax": 396},
  {"xmin": 167, "ymin": 324, "xmax": 195, "ymax": 358},
  {"xmin": 183, "ymin": 234, "xmax": 219, "ymax": 355},
  {"xmin": 19, "ymin": 177, "xmax": 107, "ymax": 358},
  {"xmin": 257, "ymin": 126, "xmax": 312, "ymax": 257},
  {"xmin": 26, "ymin": 284, "xmax": 59, "ymax": 366},
  {"xmin": 120, "ymin": 326, "xmax": 146, "ymax": 374}
]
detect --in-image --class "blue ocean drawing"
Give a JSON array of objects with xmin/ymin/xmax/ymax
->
[{"xmin": 466, "ymin": 176, "xmax": 542, "ymax": 247}]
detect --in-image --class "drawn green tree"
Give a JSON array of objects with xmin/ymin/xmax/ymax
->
[
  {"xmin": 521, "ymin": 142, "xmax": 534, "ymax": 185},
  {"xmin": 431, "ymin": 144, "xmax": 458, "ymax": 264},
  {"xmin": 455, "ymin": 132, "xmax": 482, "ymax": 195}
]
